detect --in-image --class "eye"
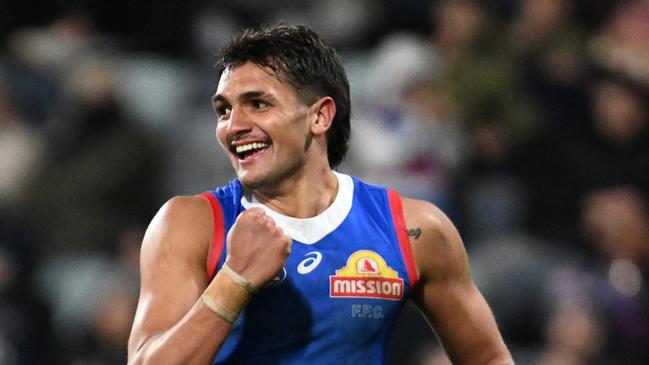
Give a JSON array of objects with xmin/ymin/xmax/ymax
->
[
  {"xmin": 215, "ymin": 105, "xmax": 232, "ymax": 119},
  {"xmin": 251, "ymin": 100, "xmax": 269, "ymax": 109}
]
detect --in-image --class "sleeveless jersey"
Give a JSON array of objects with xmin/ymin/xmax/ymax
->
[{"xmin": 199, "ymin": 172, "xmax": 419, "ymax": 365}]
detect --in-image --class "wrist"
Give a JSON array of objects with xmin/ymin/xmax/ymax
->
[
  {"xmin": 222, "ymin": 263, "xmax": 258, "ymax": 295},
  {"xmin": 201, "ymin": 264, "xmax": 257, "ymax": 323}
]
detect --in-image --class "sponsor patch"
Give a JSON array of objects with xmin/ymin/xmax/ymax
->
[{"xmin": 330, "ymin": 250, "xmax": 404, "ymax": 300}]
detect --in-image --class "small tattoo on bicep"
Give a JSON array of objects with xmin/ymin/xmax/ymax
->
[{"xmin": 407, "ymin": 228, "xmax": 422, "ymax": 240}]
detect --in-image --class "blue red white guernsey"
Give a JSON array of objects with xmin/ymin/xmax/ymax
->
[{"xmin": 199, "ymin": 172, "xmax": 419, "ymax": 365}]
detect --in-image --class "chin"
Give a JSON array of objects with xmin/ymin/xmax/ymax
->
[
  {"xmin": 235, "ymin": 157, "xmax": 302, "ymax": 190},
  {"xmin": 237, "ymin": 168, "xmax": 291, "ymax": 192},
  {"xmin": 236, "ymin": 170, "xmax": 266, "ymax": 190}
]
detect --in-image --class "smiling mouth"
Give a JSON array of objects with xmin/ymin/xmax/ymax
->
[{"xmin": 234, "ymin": 142, "xmax": 270, "ymax": 160}]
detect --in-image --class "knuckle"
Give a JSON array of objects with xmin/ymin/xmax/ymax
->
[
  {"xmin": 259, "ymin": 220, "xmax": 271, "ymax": 231},
  {"xmin": 246, "ymin": 207, "xmax": 265, "ymax": 218}
]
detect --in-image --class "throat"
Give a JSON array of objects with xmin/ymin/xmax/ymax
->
[{"xmin": 250, "ymin": 171, "xmax": 339, "ymax": 218}]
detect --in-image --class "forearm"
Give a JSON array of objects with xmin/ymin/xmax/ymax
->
[
  {"xmin": 485, "ymin": 358, "xmax": 515, "ymax": 365},
  {"xmin": 443, "ymin": 289, "xmax": 513, "ymax": 365},
  {"xmin": 129, "ymin": 300, "xmax": 233, "ymax": 365},
  {"xmin": 477, "ymin": 341, "xmax": 514, "ymax": 365},
  {"xmin": 445, "ymin": 340, "xmax": 512, "ymax": 365},
  {"xmin": 130, "ymin": 265, "xmax": 255, "ymax": 365}
]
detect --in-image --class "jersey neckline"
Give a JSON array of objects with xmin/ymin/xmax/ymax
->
[{"xmin": 240, "ymin": 172, "xmax": 354, "ymax": 244}]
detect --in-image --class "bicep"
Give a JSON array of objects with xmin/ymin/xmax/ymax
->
[
  {"xmin": 409, "ymin": 209, "xmax": 483, "ymax": 354},
  {"xmin": 403, "ymin": 198, "xmax": 508, "ymax": 364},
  {"xmin": 128, "ymin": 197, "xmax": 211, "ymax": 354}
]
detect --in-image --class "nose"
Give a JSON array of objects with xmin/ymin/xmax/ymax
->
[{"xmin": 227, "ymin": 106, "xmax": 252, "ymax": 138}]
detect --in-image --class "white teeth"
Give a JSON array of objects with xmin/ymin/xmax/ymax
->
[{"xmin": 235, "ymin": 142, "xmax": 268, "ymax": 154}]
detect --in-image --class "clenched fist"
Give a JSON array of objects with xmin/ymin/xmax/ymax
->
[{"xmin": 224, "ymin": 208, "xmax": 292, "ymax": 288}]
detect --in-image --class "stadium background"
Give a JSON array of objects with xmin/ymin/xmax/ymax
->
[{"xmin": 1, "ymin": 0, "xmax": 648, "ymax": 363}]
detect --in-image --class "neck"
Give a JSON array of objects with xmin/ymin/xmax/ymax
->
[{"xmin": 248, "ymin": 167, "xmax": 339, "ymax": 219}]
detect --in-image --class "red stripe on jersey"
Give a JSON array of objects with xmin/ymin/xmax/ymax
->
[
  {"xmin": 199, "ymin": 192, "xmax": 225, "ymax": 281},
  {"xmin": 387, "ymin": 190, "xmax": 419, "ymax": 289}
]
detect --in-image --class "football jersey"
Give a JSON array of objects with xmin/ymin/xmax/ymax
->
[{"xmin": 199, "ymin": 172, "xmax": 419, "ymax": 365}]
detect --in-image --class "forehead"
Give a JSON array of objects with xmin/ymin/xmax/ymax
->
[{"xmin": 215, "ymin": 62, "xmax": 297, "ymax": 100}]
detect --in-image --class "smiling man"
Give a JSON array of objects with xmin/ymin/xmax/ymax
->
[{"xmin": 127, "ymin": 24, "xmax": 513, "ymax": 365}]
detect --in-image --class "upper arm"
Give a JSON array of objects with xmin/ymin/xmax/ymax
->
[
  {"xmin": 401, "ymin": 198, "xmax": 511, "ymax": 364},
  {"xmin": 128, "ymin": 195, "xmax": 213, "ymax": 356}
]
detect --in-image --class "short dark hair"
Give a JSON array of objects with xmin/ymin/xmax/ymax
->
[{"xmin": 216, "ymin": 24, "xmax": 351, "ymax": 168}]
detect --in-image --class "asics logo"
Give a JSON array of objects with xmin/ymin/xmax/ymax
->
[
  {"xmin": 297, "ymin": 252, "xmax": 322, "ymax": 274},
  {"xmin": 267, "ymin": 267, "xmax": 287, "ymax": 286}
]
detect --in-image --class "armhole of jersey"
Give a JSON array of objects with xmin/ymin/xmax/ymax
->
[
  {"xmin": 387, "ymin": 190, "xmax": 419, "ymax": 289},
  {"xmin": 198, "ymin": 192, "xmax": 225, "ymax": 281}
]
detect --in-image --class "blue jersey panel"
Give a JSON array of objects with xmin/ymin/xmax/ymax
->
[{"xmin": 207, "ymin": 176, "xmax": 413, "ymax": 365}]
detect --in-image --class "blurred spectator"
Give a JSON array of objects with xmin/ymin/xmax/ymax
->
[
  {"xmin": 35, "ymin": 226, "xmax": 142, "ymax": 364},
  {"xmin": 347, "ymin": 32, "xmax": 466, "ymax": 209},
  {"xmin": 531, "ymin": 186, "xmax": 649, "ymax": 364},
  {"xmin": 432, "ymin": 0, "xmax": 534, "ymax": 138},
  {"xmin": 8, "ymin": 11, "xmax": 98, "ymax": 78},
  {"xmin": 73, "ymin": 285, "xmax": 137, "ymax": 365},
  {"xmin": 0, "ymin": 224, "xmax": 57, "ymax": 364},
  {"xmin": 430, "ymin": 0, "xmax": 535, "ymax": 239},
  {"xmin": 455, "ymin": 120, "xmax": 528, "ymax": 241},
  {"xmin": 469, "ymin": 234, "xmax": 559, "ymax": 358},
  {"xmin": 579, "ymin": 187, "xmax": 649, "ymax": 362},
  {"xmin": 21, "ymin": 55, "xmax": 162, "ymax": 253},
  {"xmin": 510, "ymin": 0, "xmax": 590, "ymax": 132},
  {"xmin": 429, "ymin": 0, "xmax": 496, "ymax": 66},
  {"xmin": 515, "ymin": 67, "xmax": 649, "ymax": 244},
  {"xmin": 0, "ymin": 76, "xmax": 44, "ymax": 215},
  {"xmin": 270, "ymin": 0, "xmax": 382, "ymax": 50},
  {"xmin": 534, "ymin": 305, "xmax": 604, "ymax": 365},
  {"xmin": 589, "ymin": 0, "xmax": 649, "ymax": 88}
]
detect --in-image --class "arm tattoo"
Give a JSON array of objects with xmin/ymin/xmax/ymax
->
[{"xmin": 407, "ymin": 228, "xmax": 422, "ymax": 240}]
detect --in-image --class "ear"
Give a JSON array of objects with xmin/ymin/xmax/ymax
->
[{"xmin": 309, "ymin": 96, "xmax": 336, "ymax": 136}]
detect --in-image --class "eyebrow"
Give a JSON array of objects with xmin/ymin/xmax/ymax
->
[{"xmin": 211, "ymin": 90, "xmax": 272, "ymax": 105}]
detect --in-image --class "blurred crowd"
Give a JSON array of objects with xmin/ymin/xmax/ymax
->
[{"xmin": 1, "ymin": 0, "xmax": 648, "ymax": 364}]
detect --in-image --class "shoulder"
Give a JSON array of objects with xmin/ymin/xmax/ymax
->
[
  {"xmin": 151, "ymin": 195, "xmax": 212, "ymax": 234},
  {"xmin": 400, "ymin": 197, "xmax": 470, "ymax": 283},
  {"xmin": 141, "ymin": 195, "xmax": 213, "ymax": 270}
]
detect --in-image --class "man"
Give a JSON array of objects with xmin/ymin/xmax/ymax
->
[{"xmin": 128, "ymin": 24, "xmax": 512, "ymax": 365}]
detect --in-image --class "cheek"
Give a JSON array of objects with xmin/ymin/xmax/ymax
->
[
  {"xmin": 278, "ymin": 129, "xmax": 308, "ymax": 153},
  {"xmin": 215, "ymin": 124, "xmax": 227, "ymax": 148}
]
